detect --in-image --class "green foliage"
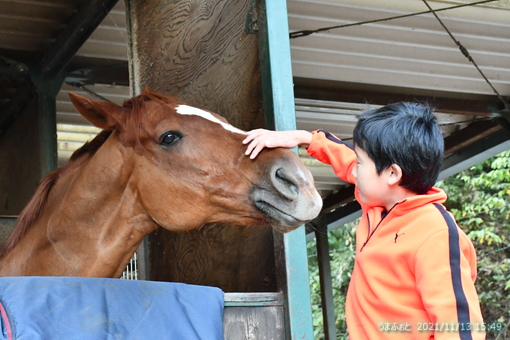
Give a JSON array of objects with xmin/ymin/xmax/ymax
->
[{"xmin": 308, "ymin": 150, "xmax": 510, "ymax": 339}]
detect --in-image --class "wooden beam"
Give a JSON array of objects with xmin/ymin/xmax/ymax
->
[
  {"xmin": 444, "ymin": 120, "xmax": 501, "ymax": 155},
  {"xmin": 494, "ymin": 110, "xmax": 510, "ymax": 134},
  {"xmin": 65, "ymin": 62, "xmax": 129, "ymax": 87},
  {"xmin": 321, "ymin": 185, "xmax": 355, "ymax": 214},
  {"xmin": 293, "ymin": 77, "xmax": 501, "ymax": 117},
  {"xmin": 442, "ymin": 128, "xmax": 510, "ymax": 175},
  {"xmin": 39, "ymin": 0, "xmax": 119, "ymax": 79}
]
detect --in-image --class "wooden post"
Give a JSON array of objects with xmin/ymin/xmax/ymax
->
[{"xmin": 125, "ymin": 0, "xmax": 274, "ymax": 291}]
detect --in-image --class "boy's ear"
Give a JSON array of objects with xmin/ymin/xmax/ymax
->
[{"xmin": 387, "ymin": 164, "xmax": 403, "ymax": 186}]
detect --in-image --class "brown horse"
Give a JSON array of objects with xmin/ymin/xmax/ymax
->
[{"xmin": 0, "ymin": 88, "xmax": 322, "ymax": 278}]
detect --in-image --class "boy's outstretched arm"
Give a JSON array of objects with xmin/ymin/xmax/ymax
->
[{"xmin": 243, "ymin": 129, "xmax": 312, "ymax": 159}]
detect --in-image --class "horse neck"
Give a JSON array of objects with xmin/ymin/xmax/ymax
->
[{"xmin": 1, "ymin": 134, "xmax": 158, "ymax": 278}]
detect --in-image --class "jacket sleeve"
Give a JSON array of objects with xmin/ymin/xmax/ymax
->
[
  {"xmin": 306, "ymin": 129, "xmax": 357, "ymax": 185},
  {"xmin": 413, "ymin": 222, "xmax": 485, "ymax": 339}
]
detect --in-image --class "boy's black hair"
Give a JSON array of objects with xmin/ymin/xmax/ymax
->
[{"xmin": 353, "ymin": 102, "xmax": 444, "ymax": 194}]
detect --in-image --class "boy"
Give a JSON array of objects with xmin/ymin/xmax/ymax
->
[{"xmin": 243, "ymin": 102, "xmax": 485, "ymax": 340}]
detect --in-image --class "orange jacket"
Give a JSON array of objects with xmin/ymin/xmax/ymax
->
[{"xmin": 307, "ymin": 130, "xmax": 485, "ymax": 340}]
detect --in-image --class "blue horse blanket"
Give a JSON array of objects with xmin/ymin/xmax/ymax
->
[{"xmin": 0, "ymin": 277, "xmax": 224, "ymax": 340}]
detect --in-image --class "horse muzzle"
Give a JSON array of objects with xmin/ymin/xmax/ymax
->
[{"xmin": 251, "ymin": 153, "xmax": 322, "ymax": 233}]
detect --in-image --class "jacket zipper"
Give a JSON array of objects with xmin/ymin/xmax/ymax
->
[
  {"xmin": 360, "ymin": 216, "xmax": 378, "ymax": 252},
  {"xmin": 360, "ymin": 203, "xmax": 402, "ymax": 252}
]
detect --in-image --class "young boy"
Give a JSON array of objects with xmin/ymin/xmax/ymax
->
[{"xmin": 243, "ymin": 102, "xmax": 485, "ymax": 340}]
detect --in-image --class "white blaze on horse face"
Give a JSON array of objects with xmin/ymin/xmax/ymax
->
[{"xmin": 175, "ymin": 105, "xmax": 246, "ymax": 135}]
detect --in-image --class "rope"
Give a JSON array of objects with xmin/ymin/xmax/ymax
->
[
  {"xmin": 289, "ymin": 0, "xmax": 510, "ymax": 112},
  {"xmin": 289, "ymin": 0, "xmax": 499, "ymax": 39},
  {"xmin": 421, "ymin": 0, "xmax": 510, "ymax": 111},
  {"xmin": 65, "ymin": 82, "xmax": 115, "ymax": 103}
]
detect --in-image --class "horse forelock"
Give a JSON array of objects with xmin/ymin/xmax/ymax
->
[
  {"xmin": 120, "ymin": 93, "xmax": 159, "ymax": 151},
  {"xmin": 0, "ymin": 130, "xmax": 113, "ymax": 259}
]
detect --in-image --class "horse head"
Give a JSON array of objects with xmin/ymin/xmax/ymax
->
[{"xmin": 69, "ymin": 87, "xmax": 322, "ymax": 234}]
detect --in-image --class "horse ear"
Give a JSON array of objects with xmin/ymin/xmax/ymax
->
[
  {"xmin": 68, "ymin": 92, "xmax": 125, "ymax": 130},
  {"xmin": 142, "ymin": 87, "xmax": 158, "ymax": 95}
]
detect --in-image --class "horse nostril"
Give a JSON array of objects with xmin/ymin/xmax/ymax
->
[{"xmin": 275, "ymin": 168, "xmax": 299, "ymax": 198}]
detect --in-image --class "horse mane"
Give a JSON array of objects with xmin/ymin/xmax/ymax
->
[{"xmin": 0, "ymin": 130, "xmax": 113, "ymax": 259}]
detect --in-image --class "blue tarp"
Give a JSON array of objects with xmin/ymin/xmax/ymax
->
[{"xmin": 0, "ymin": 277, "xmax": 224, "ymax": 340}]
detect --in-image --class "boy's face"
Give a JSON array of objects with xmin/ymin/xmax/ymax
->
[{"xmin": 352, "ymin": 146, "xmax": 391, "ymax": 209}]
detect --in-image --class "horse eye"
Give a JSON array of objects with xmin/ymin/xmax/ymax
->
[{"xmin": 160, "ymin": 131, "xmax": 182, "ymax": 146}]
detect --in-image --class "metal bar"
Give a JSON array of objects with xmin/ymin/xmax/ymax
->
[
  {"xmin": 259, "ymin": 0, "xmax": 297, "ymax": 132},
  {"xmin": 315, "ymin": 223, "xmax": 337, "ymax": 340},
  {"xmin": 258, "ymin": 0, "xmax": 314, "ymax": 338}
]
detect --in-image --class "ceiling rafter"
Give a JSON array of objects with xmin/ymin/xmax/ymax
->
[{"xmin": 39, "ymin": 0, "xmax": 119, "ymax": 79}]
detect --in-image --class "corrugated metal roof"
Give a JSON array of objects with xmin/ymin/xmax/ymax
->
[
  {"xmin": 3, "ymin": 0, "xmax": 488, "ymax": 196},
  {"xmin": 74, "ymin": 1, "xmax": 128, "ymax": 61},
  {"xmin": 288, "ymin": 0, "xmax": 510, "ymax": 96},
  {"xmin": 51, "ymin": 0, "xmax": 508, "ymax": 195},
  {"xmin": 0, "ymin": 0, "xmax": 86, "ymax": 53}
]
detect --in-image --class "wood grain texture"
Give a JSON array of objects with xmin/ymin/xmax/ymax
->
[
  {"xmin": 224, "ymin": 306, "xmax": 285, "ymax": 339},
  {"xmin": 130, "ymin": 0, "xmax": 264, "ymax": 130},
  {"xmin": 149, "ymin": 225, "xmax": 277, "ymax": 292},
  {"xmin": 128, "ymin": 0, "xmax": 277, "ymax": 292}
]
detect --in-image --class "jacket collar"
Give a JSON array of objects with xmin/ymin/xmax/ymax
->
[{"xmin": 389, "ymin": 187, "xmax": 447, "ymax": 217}]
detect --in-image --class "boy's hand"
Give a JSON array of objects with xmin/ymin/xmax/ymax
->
[{"xmin": 243, "ymin": 129, "xmax": 312, "ymax": 159}]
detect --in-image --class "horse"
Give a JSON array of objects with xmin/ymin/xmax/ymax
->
[{"xmin": 0, "ymin": 88, "xmax": 322, "ymax": 278}]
